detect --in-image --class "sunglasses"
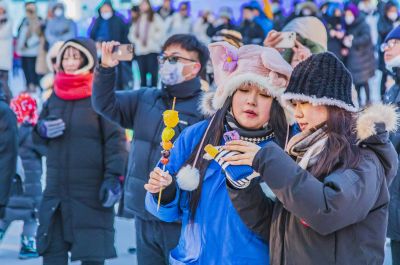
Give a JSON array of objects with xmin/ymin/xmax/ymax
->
[{"xmin": 158, "ymin": 55, "xmax": 197, "ymax": 64}]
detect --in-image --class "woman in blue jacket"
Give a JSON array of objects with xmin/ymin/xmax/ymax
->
[{"xmin": 145, "ymin": 41, "xmax": 295, "ymax": 265}]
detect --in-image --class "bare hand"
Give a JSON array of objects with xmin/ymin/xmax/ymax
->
[
  {"xmin": 263, "ymin": 30, "xmax": 284, "ymax": 49},
  {"xmin": 291, "ymin": 40, "xmax": 312, "ymax": 68},
  {"xmin": 144, "ymin": 167, "xmax": 173, "ymax": 194},
  {"xmin": 222, "ymin": 140, "xmax": 261, "ymax": 166},
  {"xmin": 101, "ymin": 41, "xmax": 120, "ymax": 68}
]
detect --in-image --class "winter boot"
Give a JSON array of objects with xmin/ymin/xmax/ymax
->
[{"xmin": 18, "ymin": 235, "xmax": 39, "ymax": 259}]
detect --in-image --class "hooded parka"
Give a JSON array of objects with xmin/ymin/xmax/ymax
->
[{"xmin": 34, "ymin": 38, "xmax": 128, "ymax": 261}]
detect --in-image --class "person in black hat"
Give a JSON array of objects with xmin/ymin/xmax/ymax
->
[{"xmin": 224, "ymin": 52, "xmax": 399, "ymax": 265}]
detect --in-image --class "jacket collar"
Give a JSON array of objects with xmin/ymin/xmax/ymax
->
[{"xmin": 162, "ymin": 77, "xmax": 202, "ymax": 100}]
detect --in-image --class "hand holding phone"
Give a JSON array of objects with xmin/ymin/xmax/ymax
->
[
  {"xmin": 275, "ymin": 32, "xmax": 296, "ymax": 49},
  {"xmin": 111, "ymin": 44, "xmax": 134, "ymax": 61},
  {"xmin": 101, "ymin": 41, "xmax": 120, "ymax": 68}
]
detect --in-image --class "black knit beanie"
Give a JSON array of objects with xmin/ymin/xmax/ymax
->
[{"xmin": 282, "ymin": 52, "xmax": 357, "ymax": 112}]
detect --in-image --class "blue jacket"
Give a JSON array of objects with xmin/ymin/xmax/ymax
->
[{"xmin": 146, "ymin": 120, "xmax": 269, "ymax": 265}]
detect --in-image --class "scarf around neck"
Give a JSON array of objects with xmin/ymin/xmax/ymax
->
[
  {"xmin": 285, "ymin": 124, "xmax": 328, "ymax": 170},
  {"xmin": 225, "ymin": 111, "xmax": 274, "ymax": 143},
  {"xmin": 54, "ymin": 72, "xmax": 93, "ymax": 100}
]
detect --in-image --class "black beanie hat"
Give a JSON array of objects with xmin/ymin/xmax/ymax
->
[{"xmin": 281, "ymin": 52, "xmax": 357, "ymax": 112}]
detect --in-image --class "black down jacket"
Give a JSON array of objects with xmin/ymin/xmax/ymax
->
[
  {"xmin": 34, "ymin": 93, "xmax": 128, "ymax": 261},
  {"xmin": 384, "ymin": 73, "xmax": 400, "ymax": 241},
  {"xmin": 344, "ymin": 14, "xmax": 376, "ymax": 85},
  {"xmin": 92, "ymin": 66, "xmax": 204, "ymax": 220},
  {"xmin": 4, "ymin": 123, "xmax": 44, "ymax": 220},
  {"xmin": 229, "ymin": 104, "xmax": 398, "ymax": 265},
  {"xmin": 0, "ymin": 91, "xmax": 18, "ymax": 218}
]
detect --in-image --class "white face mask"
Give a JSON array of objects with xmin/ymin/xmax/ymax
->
[
  {"xmin": 54, "ymin": 8, "xmax": 63, "ymax": 17},
  {"xmin": 388, "ymin": 12, "xmax": 398, "ymax": 22},
  {"xmin": 386, "ymin": 55, "xmax": 400, "ymax": 71},
  {"xmin": 345, "ymin": 15, "xmax": 355, "ymax": 25},
  {"xmin": 302, "ymin": 8, "xmax": 312, "ymax": 16},
  {"xmin": 101, "ymin": 12, "xmax": 112, "ymax": 20},
  {"xmin": 159, "ymin": 61, "xmax": 189, "ymax": 86}
]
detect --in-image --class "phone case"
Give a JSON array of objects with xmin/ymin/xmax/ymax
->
[
  {"xmin": 112, "ymin": 44, "xmax": 134, "ymax": 61},
  {"xmin": 275, "ymin": 32, "xmax": 296, "ymax": 49}
]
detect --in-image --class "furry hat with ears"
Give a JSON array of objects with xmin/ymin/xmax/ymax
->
[{"xmin": 201, "ymin": 41, "xmax": 294, "ymax": 123}]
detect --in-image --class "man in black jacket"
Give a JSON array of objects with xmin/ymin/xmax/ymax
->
[
  {"xmin": 0, "ymin": 88, "xmax": 18, "ymax": 221},
  {"xmin": 92, "ymin": 34, "xmax": 208, "ymax": 265},
  {"xmin": 383, "ymin": 25, "xmax": 400, "ymax": 265}
]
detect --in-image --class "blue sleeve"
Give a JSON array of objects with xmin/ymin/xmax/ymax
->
[
  {"xmin": 145, "ymin": 186, "xmax": 182, "ymax": 222},
  {"xmin": 145, "ymin": 121, "xmax": 209, "ymax": 221}
]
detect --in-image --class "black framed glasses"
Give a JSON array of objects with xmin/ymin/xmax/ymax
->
[{"xmin": 158, "ymin": 55, "xmax": 197, "ymax": 64}]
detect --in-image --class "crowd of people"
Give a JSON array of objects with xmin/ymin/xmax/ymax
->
[{"xmin": 1, "ymin": 0, "xmax": 400, "ymax": 265}]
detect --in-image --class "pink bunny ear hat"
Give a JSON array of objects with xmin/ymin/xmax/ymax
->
[{"xmin": 200, "ymin": 41, "xmax": 295, "ymax": 124}]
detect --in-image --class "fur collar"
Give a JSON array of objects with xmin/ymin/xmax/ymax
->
[{"xmin": 356, "ymin": 103, "xmax": 399, "ymax": 142}]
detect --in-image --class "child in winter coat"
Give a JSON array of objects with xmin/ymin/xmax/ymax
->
[
  {"xmin": 34, "ymin": 37, "xmax": 128, "ymax": 265},
  {"xmin": 226, "ymin": 52, "xmax": 398, "ymax": 265},
  {"xmin": 144, "ymin": 41, "xmax": 295, "ymax": 264},
  {"xmin": 0, "ymin": 93, "xmax": 44, "ymax": 259}
]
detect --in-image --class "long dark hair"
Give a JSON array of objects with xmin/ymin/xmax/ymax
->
[
  {"xmin": 141, "ymin": 0, "xmax": 154, "ymax": 22},
  {"xmin": 309, "ymin": 106, "xmax": 360, "ymax": 179},
  {"xmin": 186, "ymin": 96, "xmax": 288, "ymax": 219}
]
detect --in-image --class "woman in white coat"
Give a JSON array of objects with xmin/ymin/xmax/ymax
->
[
  {"xmin": 128, "ymin": 0, "xmax": 165, "ymax": 87},
  {"xmin": 0, "ymin": 2, "xmax": 13, "ymax": 103}
]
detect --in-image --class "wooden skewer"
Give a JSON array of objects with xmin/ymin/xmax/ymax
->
[
  {"xmin": 172, "ymin": 97, "xmax": 176, "ymax": 110},
  {"xmin": 157, "ymin": 97, "xmax": 176, "ymax": 211}
]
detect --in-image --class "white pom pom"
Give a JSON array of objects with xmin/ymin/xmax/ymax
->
[{"xmin": 176, "ymin": 165, "xmax": 200, "ymax": 191}]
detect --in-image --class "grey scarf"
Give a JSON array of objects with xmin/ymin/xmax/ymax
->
[{"xmin": 285, "ymin": 125, "xmax": 328, "ymax": 170}]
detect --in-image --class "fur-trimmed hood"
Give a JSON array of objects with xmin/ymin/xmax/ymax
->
[{"xmin": 356, "ymin": 103, "xmax": 399, "ymax": 181}]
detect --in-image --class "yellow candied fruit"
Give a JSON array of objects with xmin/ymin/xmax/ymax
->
[
  {"xmin": 162, "ymin": 141, "xmax": 173, "ymax": 150},
  {"xmin": 204, "ymin": 144, "xmax": 219, "ymax": 158},
  {"xmin": 163, "ymin": 110, "xmax": 179, "ymax": 128},
  {"xmin": 161, "ymin": 127, "xmax": 175, "ymax": 142}
]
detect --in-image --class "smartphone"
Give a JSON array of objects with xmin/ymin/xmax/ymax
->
[
  {"xmin": 275, "ymin": 31, "xmax": 296, "ymax": 49},
  {"xmin": 112, "ymin": 44, "xmax": 134, "ymax": 61}
]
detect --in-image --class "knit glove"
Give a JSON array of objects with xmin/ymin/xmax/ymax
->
[
  {"xmin": 37, "ymin": 118, "xmax": 66, "ymax": 139},
  {"xmin": 99, "ymin": 176, "xmax": 123, "ymax": 208},
  {"xmin": 204, "ymin": 144, "xmax": 260, "ymax": 189}
]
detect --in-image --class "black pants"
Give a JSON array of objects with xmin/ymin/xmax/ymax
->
[
  {"xmin": 21, "ymin": 56, "xmax": 39, "ymax": 87},
  {"xmin": 42, "ymin": 209, "xmax": 104, "ymax": 265},
  {"xmin": 136, "ymin": 53, "xmax": 159, "ymax": 87},
  {"xmin": 355, "ymin": 82, "xmax": 370, "ymax": 106},
  {"xmin": 392, "ymin": 240, "xmax": 400, "ymax": 265},
  {"xmin": 0, "ymin": 70, "xmax": 11, "ymax": 104},
  {"xmin": 135, "ymin": 217, "xmax": 181, "ymax": 265}
]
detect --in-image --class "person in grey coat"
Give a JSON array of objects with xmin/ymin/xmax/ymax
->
[
  {"xmin": 44, "ymin": 3, "xmax": 77, "ymax": 48},
  {"xmin": 382, "ymin": 25, "xmax": 400, "ymax": 265},
  {"xmin": 224, "ymin": 53, "xmax": 398, "ymax": 265},
  {"xmin": 34, "ymin": 37, "xmax": 128, "ymax": 265},
  {"xmin": 92, "ymin": 34, "xmax": 208, "ymax": 265}
]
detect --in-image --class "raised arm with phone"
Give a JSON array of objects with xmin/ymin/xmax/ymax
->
[{"xmin": 91, "ymin": 35, "xmax": 208, "ymax": 265}]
